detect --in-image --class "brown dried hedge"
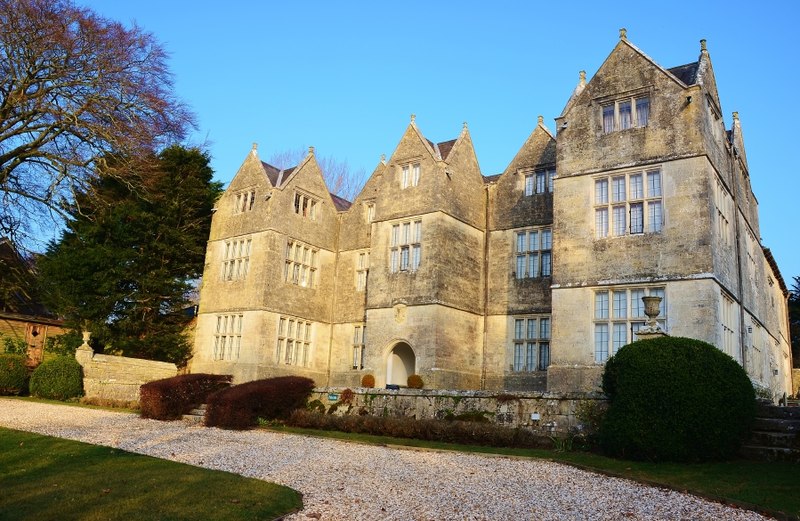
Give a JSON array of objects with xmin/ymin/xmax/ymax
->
[
  {"xmin": 139, "ymin": 373, "xmax": 232, "ymax": 420},
  {"xmin": 205, "ymin": 376, "xmax": 315, "ymax": 430}
]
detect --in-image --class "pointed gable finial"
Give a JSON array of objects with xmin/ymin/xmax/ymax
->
[
  {"xmin": 619, "ymin": 27, "xmax": 627, "ymax": 40},
  {"xmin": 380, "ymin": 153, "xmax": 386, "ymax": 165},
  {"xmin": 410, "ymin": 114, "xmax": 416, "ymax": 125},
  {"xmin": 700, "ymin": 39, "xmax": 708, "ymax": 53},
  {"xmin": 579, "ymin": 70, "xmax": 586, "ymax": 87},
  {"xmin": 308, "ymin": 145, "xmax": 315, "ymax": 156},
  {"xmin": 252, "ymin": 142, "xmax": 258, "ymax": 151},
  {"xmin": 732, "ymin": 111, "xmax": 739, "ymax": 122},
  {"xmin": 537, "ymin": 115, "xmax": 544, "ymax": 126},
  {"xmin": 463, "ymin": 121, "xmax": 468, "ymax": 131}
]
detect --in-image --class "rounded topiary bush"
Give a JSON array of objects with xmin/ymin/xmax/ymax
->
[
  {"xmin": 0, "ymin": 354, "xmax": 28, "ymax": 395},
  {"xmin": 360, "ymin": 374, "xmax": 375, "ymax": 388},
  {"xmin": 29, "ymin": 356, "xmax": 83, "ymax": 401},
  {"xmin": 407, "ymin": 374, "xmax": 424, "ymax": 389},
  {"xmin": 600, "ymin": 336, "xmax": 756, "ymax": 462}
]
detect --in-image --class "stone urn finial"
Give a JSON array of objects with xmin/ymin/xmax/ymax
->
[{"xmin": 636, "ymin": 296, "xmax": 666, "ymax": 339}]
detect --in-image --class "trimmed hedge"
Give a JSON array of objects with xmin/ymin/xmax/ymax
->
[
  {"xmin": 29, "ymin": 356, "xmax": 83, "ymax": 400},
  {"xmin": 0, "ymin": 354, "xmax": 28, "ymax": 395},
  {"xmin": 205, "ymin": 376, "xmax": 315, "ymax": 430},
  {"xmin": 407, "ymin": 374, "xmax": 424, "ymax": 389},
  {"xmin": 600, "ymin": 336, "xmax": 756, "ymax": 462},
  {"xmin": 140, "ymin": 373, "xmax": 232, "ymax": 420},
  {"xmin": 287, "ymin": 409, "xmax": 553, "ymax": 449}
]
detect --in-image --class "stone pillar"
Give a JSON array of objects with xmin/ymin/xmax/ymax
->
[{"xmin": 75, "ymin": 331, "xmax": 94, "ymax": 367}]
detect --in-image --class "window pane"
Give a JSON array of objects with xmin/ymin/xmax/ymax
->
[
  {"xmin": 527, "ymin": 319, "xmax": 537, "ymax": 339},
  {"xmin": 647, "ymin": 171, "xmax": 662, "ymax": 197},
  {"xmin": 516, "ymin": 232, "xmax": 526, "ymax": 253},
  {"xmin": 541, "ymin": 229, "xmax": 552, "ymax": 250},
  {"xmin": 612, "ymin": 177, "xmax": 626, "ymax": 202},
  {"xmin": 541, "ymin": 252, "xmax": 551, "ymax": 277},
  {"xmin": 516, "ymin": 255, "xmax": 526, "ymax": 279},
  {"xmin": 612, "ymin": 206, "xmax": 626, "ymax": 236},
  {"xmin": 596, "ymin": 208, "xmax": 608, "ymax": 238},
  {"xmin": 402, "ymin": 165, "xmax": 409, "ymax": 188},
  {"xmin": 412, "ymin": 245, "xmax": 421, "ymax": 270},
  {"xmin": 514, "ymin": 319, "xmax": 526, "ymax": 341},
  {"xmin": 390, "ymin": 249, "xmax": 398, "ymax": 272},
  {"xmin": 514, "ymin": 344, "xmax": 524, "ymax": 371},
  {"xmin": 603, "ymin": 105, "xmax": 614, "ymax": 133},
  {"xmin": 595, "ymin": 324, "xmax": 609, "ymax": 363},
  {"xmin": 540, "ymin": 318, "xmax": 550, "ymax": 339},
  {"xmin": 525, "ymin": 175, "xmax": 534, "ymax": 196},
  {"xmin": 595, "ymin": 291, "xmax": 609, "ymax": 319},
  {"xmin": 613, "ymin": 291, "xmax": 627, "ymax": 319},
  {"xmin": 527, "ymin": 343, "xmax": 536, "ymax": 371},
  {"xmin": 414, "ymin": 221, "xmax": 422, "ymax": 242},
  {"xmin": 630, "ymin": 203, "xmax": 644, "ymax": 233},
  {"xmin": 547, "ymin": 170, "xmax": 555, "ymax": 192},
  {"xmin": 391, "ymin": 225, "xmax": 399, "ymax": 246},
  {"xmin": 530, "ymin": 231, "xmax": 540, "ymax": 251},
  {"xmin": 402, "ymin": 222, "xmax": 410, "ymax": 244},
  {"xmin": 595, "ymin": 180, "xmax": 608, "ymax": 204},
  {"xmin": 636, "ymin": 97, "xmax": 649, "ymax": 127},
  {"xmin": 619, "ymin": 100, "xmax": 632, "ymax": 129},
  {"xmin": 536, "ymin": 172, "xmax": 545, "ymax": 193},
  {"xmin": 631, "ymin": 289, "xmax": 645, "ymax": 317},
  {"xmin": 400, "ymin": 246, "xmax": 409, "ymax": 270},
  {"xmin": 539, "ymin": 343, "xmax": 550, "ymax": 369},
  {"xmin": 630, "ymin": 174, "xmax": 643, "ymax": 199},
  {"xmin": 529, "ymin": 253, "xmax": 539, "ymax": 277},
  {"xmin": 613, "ymin": 323, "xmax": 627, "ymax": 352},
  {"xmin": 412, "ymin": 164, "xmax": 420, "ymax": 186},
  {"xmin": 648, "ymin": 201, "xmax": 663, "ymax": 232}
]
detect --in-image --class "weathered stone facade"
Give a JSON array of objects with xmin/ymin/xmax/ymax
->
[{"xmin": 191, "ymin": 33, "xmax": 792, "ymax": 398}]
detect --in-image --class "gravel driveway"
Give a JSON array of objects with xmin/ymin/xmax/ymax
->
[{"xmin": 0, "ymin": 399, "xmax": 773, "ymax": 520}]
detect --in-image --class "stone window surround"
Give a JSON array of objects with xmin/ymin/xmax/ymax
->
[
  {"xmin": 355, "ymin": 250, "xmax": 370, "ymax": 291},
  {"xmin": 510, "ymin": 315, "xmax": 551, "ymax": 372},
  {"xmin": 594, "ymin": 167, "xmax": 663, "ymax": 238},
  {"xmin": 522, "ymin": 167, "xmax": 555, "ymax": 196},
  {"xmin": 397, "ymin": 160, "xmax": 421, "ymax": 189},
  {"xmin": 213, "ymin": 314, "xmax": 242, "ymax": 361},
  {"xmin": 514, "ymin": 226, "xmax": 552, "ymax": 279},
  {"xmin": 352, "ymin": 324, "xmax": 366, "ymax": 370},
  {"xmin": 593, "ymin": 285, "xmax": 666, "ymax": 364},
  {"xmin": 293, "ymin": 190, "xmax": 318, "ymax": 220},
  {"xmin": 276, "ymin": 315, "xmax": 312, "ymax": 367},
  {"xmin": 234, "ymin": 189, "xmax": 256, "ymax": 214},
  {"xmin": 596, "ymin": 86, "xmax": 651, "ymax": 133},
  {"xmin": 221, "ymin": 237, "xmax": 252, "ymax": 281},
  {"xmin": 390, "ymin": 219, "xmax": 422, "ymax": 273},
  {"xmin": 284, "ymin": 238, "xmax": 318, "ymax": 288}
]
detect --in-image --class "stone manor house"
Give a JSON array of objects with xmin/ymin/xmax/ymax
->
[{"xmin": 191, "ymin": 32, "xmax": 792, "ymax": 397}]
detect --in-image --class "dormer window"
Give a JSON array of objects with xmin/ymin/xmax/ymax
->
[
  {"xmin": 602, "ymin": 96, "xmax": 650, "ymax": 133},
  {"xmin": 294, "ymin": 192, "xmax": 318, "ymax": 220}
]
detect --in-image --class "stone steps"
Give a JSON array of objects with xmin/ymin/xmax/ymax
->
[
  {"xmin": 741, "ymin": 405, "xmax": 800, "ymax": 462},
  {"xmin": 182, "ymin": 404, "xmax": 206, "ymax": 425}
]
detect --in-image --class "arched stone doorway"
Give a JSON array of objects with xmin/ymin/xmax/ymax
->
[{"xmin": 386, "ymin": 342, "xmax": 415, "ymax": 386}]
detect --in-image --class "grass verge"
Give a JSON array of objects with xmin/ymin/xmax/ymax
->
[
  {"xmin": 0, "ymin": 427, "xmax": 302, "ymax": 521},
  {"xmin": 266, "ymin": 424, "xmax": 800, "ymax": 520}
]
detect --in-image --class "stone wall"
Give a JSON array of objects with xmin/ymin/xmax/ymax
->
[
  {"xmin": 75, "ymin": 346, "xmax": 177, "ymax": 403},
  {"xmin": 311, "ymin": 387, "xmax": 607, "ymax": 437}
]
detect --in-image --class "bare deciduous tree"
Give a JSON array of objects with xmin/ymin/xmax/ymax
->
[
  {"xmin": 268, "ymin": 147, "xmax": 365, "ymax": 202},
  {"xmin": 0, "ymin": 0, "xmax": 194, "ymax": 247}
]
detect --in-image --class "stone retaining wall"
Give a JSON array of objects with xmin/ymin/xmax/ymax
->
[
  {"xmin": 75, "ymin": 346, "xmax": 177, "ymax": 402},
  {"xmin": 312, "ymin": 387, "xmax": 607, "ymax": 437}
]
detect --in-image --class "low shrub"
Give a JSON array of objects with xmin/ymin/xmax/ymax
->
[
  {"xmin": 205, "ymin": 376, "xmax": 315, "ymax": 430},
  {"xmin": 286, "ymin": 409, "xmax": 553, "ymax": 449},
  {"xmin": 139, "ymin": 373, "xmax": 232, "ymax": 420},
  {"xmin": 600, "ymin": 336, "xmax": 756, "ymax": 462},
  {"xmin": 361, "ymin": 374, "xmax": 375, "ymax": 388},
  {"xmin": 29, "ymin": 356, "xmax": 83, "ymax": 400},
  {"xmin": 0, "ymin": 353, "xmax": 28, "ymax": 395},
  {"xmin": 407, "ymin": 374, "xmax": 424, "ymax": 389},
  {"xmin": 1, "ymin": 334, "xmax": 27, "ymax": 355}
]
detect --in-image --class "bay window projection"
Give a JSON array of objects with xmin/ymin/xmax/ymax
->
[
  {"xmin": 213, "ymin": 314, "xmax": 242, "ymax": 360},
  {"xmin": 221, "ymin": 238, "xmax": 251, "ymax": 281},
  {"xmin": 285, "ymin": 239, "xmax": 317, "ymax": 287},
  {"xmin": 276, "ymin": 316, "xmax": 312, "ymax": 367},
  {"xmin": 390, "ymin": 220, "xmax": 422, "ymax": 272},
  {"xmin": 511, "ymin": 316, "xmax": 551, "ymax": 371},
  {"xmin": 594, "ymin": 287, "xmax": 665, "ymax": 363},
  {"xmin": 515, "ymin": 228, "xmax": 552, "ymax": 278},
  {"xmin": 602, "ymin": 96, "xmax": 650, "ymax": 133},
  {"xmin": 595, "ymin": 169, "xmax": 662, "ymax": 238},
  {"xmin": 352, "ymin": 325, "xmax": 366, "ymax": 370}
]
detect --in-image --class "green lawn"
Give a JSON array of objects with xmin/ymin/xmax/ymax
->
[
  {"xmin": 267, "ymin": 424, "xmax": 800, "ymax": 520},
  {"xmin": 0, "ymin": 428, "xmax": 302, "ymax": 521}
]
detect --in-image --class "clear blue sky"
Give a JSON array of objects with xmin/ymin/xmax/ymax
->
[{"xmin": 82, "ymin": 1, "xmax": 800, "ymax": 285}]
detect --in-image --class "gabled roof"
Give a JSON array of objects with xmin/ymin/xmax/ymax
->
[
  {"xmin": 260, "ymin": 161, "xmax": 296, "ymax": 188},
  {"xmin": 483, "ymin": 173, "xmax": 502, "ymax": 184},
  {"xmin": 667, "ymin": 62, "xmax": 700, "ymax": 86},
  {"xmin": 437, "ymin": 139, "xmax": 458, "ymax": 161},
  {"xmin": 330, "ymin": 192, "xmax": 352, "ymax": 211}
]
